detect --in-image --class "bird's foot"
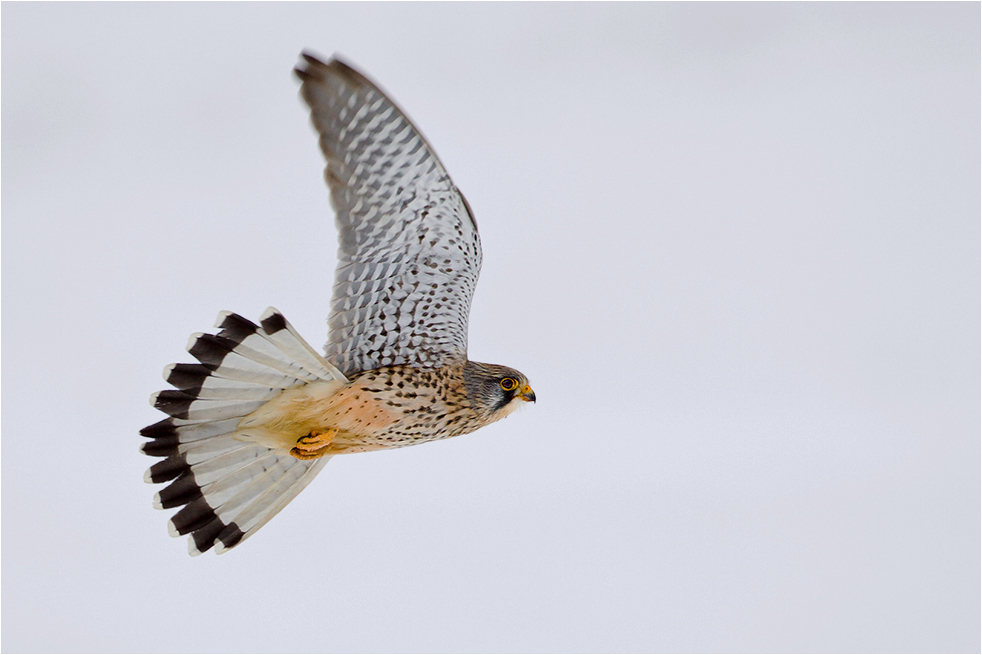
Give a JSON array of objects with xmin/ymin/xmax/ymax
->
[{"xmin": 290, "ymin": 428, "xmax": 338, "ymax": 460}]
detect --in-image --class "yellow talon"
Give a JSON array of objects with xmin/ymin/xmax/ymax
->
[{"xmin": 290, "ymin": 428, "xmax": 338, "ymax": 460}]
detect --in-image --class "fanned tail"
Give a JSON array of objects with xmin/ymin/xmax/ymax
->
[{"xmin": 141, "ymin": 307, "xmax": 346, "ymax": 556}]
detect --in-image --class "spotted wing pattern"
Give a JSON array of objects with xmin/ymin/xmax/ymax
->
[{"xmin": 295, "ymin": 54, "xmax": 483, "ymax": 377}]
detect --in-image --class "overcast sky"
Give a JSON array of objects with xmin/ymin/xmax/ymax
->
[{"xmin": 2, "ymin": 2, "xmax": 979, "ymax": 653}]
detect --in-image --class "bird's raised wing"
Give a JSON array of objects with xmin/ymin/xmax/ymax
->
[{"xmin": 295, "ymin": 53, "xmax": 482, "ymax": 377}]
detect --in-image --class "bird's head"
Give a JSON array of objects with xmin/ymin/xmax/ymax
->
[{"xmin": 463, "ymin": 361, "xmax": 535, "ymax": 421}]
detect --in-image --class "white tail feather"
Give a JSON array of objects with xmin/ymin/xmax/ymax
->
[{"xmin": 141, "ymin": 309, "xmax": 347, "ymax": 555}]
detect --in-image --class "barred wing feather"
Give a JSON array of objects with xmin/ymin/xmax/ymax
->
[{"xmin": 295, "ymin": 53, "xmax": 483, "ymax": 377}]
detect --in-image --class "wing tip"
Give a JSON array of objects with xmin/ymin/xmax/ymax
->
[
  {"xmin": 301, "ymin": 50, "xmax": 327, "ymax": 67},
  {"xmin": 295, "ymin": 50, "xmax": 369, "ymax": 89},
  {"xmin": 295, "ymin": 50, "xmax": 328, "ymax": 82}
]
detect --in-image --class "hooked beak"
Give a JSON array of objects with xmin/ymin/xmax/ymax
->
[{"xmin": 518, "ymin": 384, "xmax": 536, "ymax": 403}]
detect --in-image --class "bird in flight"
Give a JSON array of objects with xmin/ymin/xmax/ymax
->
[{"xmin": 141, "ymin": 53, "xmax": 535, "ymax": 556}]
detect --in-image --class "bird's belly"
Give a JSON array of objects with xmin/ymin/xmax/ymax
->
[
  {"xmin": 234, "ymin": 377, "xmax": 459, "ymax": 455},
  {"xmin": 323, "ymin": 382, "xmax": 461, "ymax": 453}
]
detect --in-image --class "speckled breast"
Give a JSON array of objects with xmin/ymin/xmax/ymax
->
[{"xmin": 323, "ymin": 364, "xmax": 484, "ymax": 454}]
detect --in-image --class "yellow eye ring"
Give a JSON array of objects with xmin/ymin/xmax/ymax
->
[{"xmin": 500, "ymin": 377, "xmax": 518, "ymax": 391}]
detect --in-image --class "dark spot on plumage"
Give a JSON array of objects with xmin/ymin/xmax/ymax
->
[
  {"xmin": 157, "ymin": 472, "xmax": 203, "ymax": 508},
  {"xmin": 141, "ymin": 418, "xmax": 178, "ymax": 439},
  {"xmin": 154, "ymin": 390, "xmax": 196, "ymax": 419},
  {"xmin": 171, "ymin": 498, "xmax": 221, "ymax": 535},
  {"xmin": 192, "ymin": 517, "xmax": 229, "ymax": 555},
  {"xmin": 218, "ymin": 524, "xmax": 244, "ymax": 550},
  {"xmin": 258, "ymin": 310, "xmax": 289, "ymax": 335},
  {"xmin": 148, "ymin": 455, "xmax": 190, "ymax": 484},
  {"xmin": 141, "ymin": 436, "xmax": 179, "ymax": 457},
  {"xmin": 217, "ymin": 312, "xmax": 260, "ymax": 343},
  {"xmin": 188, "ymin": 334, "xmax": 237, "ymax": 368},
  {"xmin": 165, "ymin": 363, "xmax": 211, "ymax": 393}
]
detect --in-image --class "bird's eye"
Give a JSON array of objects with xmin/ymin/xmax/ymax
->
[{"xmin": 500, "ymin": 377, "xmax": 518, "ymax": 391}]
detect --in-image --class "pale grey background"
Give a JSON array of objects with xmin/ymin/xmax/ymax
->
[{"xmin": 3, "ymin": 2, "xmax": 979, "ymax": 653}]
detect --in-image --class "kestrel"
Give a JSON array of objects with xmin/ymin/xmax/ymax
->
[{"xmin": 141, "ymin": 53, "xmax": 534, "ymax": 556}]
